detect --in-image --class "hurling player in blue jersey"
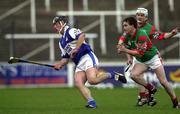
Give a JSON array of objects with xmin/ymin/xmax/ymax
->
[{"xmin": 52, "ymin": 16, "xmax": 126, "ymax": 109}]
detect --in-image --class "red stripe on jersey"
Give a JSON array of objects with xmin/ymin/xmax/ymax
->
[
  {"xmin": 131, "ymin": 30, "xmax": 137, "ymax": 40},
  {"xmin": 137, "ymin": 36, "xmax": 152, "ymax": 55},
  {"xmin": 139, "ymin": 36, "xmax": 152, "ymax": 50},
  {"xmin": 119, "ymin": 36, "xmax": 126, "ymax": 42},
  {"xmin": 138, "ymin": 36, "xmax": 148, "ymax": 41},
  {"xmin": 158, "ymin": 33, "xmax": 165, "ymax": 40},
  {"xmin": 139, "ymin": 35, "xmax": 153, "ymax": 50},
  {"xmin": 150, "ymin": 25, "xmax": 155, "ymax": 40},
  {"xmin": 137, "ymin": 50, "xmax": 145, "ymax": 55},
  {"xmin": 146, "ymin": 40, "xmax": 152, "ymax": 50}
]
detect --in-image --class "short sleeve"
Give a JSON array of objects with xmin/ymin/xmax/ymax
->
[
  {"xmin": 68, "ymin": 28, "xmax": 82, "ymax": 40},
  {"xmin": 152, "ymin": 25, "xmax": 165, "ymax": 40},
  {"xmin": 118, "ymin": 33, "xmax": 127, "ymax": 42}
]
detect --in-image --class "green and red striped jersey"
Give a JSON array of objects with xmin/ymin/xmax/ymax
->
[
  {"xmin": 140, "ymin": 22, "xmax": 165, "ymax": 41},
  {"xmin": 120, "ymin": 29, "xmax": 158, "ymax": 62}
]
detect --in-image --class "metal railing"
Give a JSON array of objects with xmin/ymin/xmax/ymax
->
[
  {"xmin": 0, "ymin": 0, "xmax": 36, "ymax": 33},
  {"xmin": 2, "ymin": 0, "xmax": 179, "ymax": 61},
  {"xmin": 5, "ymin": 33, "xmax": 98, "ymax": 61}
]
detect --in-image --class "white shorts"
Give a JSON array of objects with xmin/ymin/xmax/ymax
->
[
  {"xmin": 75, "ymin": 52, "xmax": 99, "ymax": 72},
  {"xmin": 133, "ymin": 54, "xmax": 162, "ymax": 70}
]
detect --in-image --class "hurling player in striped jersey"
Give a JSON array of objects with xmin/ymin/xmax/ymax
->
[
  {"xmin": 123, "ymin": 8, "xmax": 178, "ymax": 107},
  {"xmin": 117, "ymin": 16, "xmax": 179, "ymax": 109}
]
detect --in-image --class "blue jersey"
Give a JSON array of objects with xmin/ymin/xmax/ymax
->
[{"xmin": 59, "ymin": 26, "xmax": 92, "ymax": 65}]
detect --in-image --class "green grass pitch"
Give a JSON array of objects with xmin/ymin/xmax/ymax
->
[{"xmin": 0, "ymin": 87, "xmax": 179, "ymax": 114}]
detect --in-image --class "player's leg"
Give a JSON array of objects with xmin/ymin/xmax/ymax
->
[
  {"xmin": 85, "ymin": 67, "xmax": 126, "ymax": 84},
  {"xmin": 136, "ymin": 75, "xmax": 149, "ymax": 106},
  {"xmin": 74, "ymin": 52, "xmax": 111, "ymax": 108},
  {"xmin": 147, "ymin": 54, "xmax": 179, "ymax": 108},
  {"xmin": 136, "ymin": 75, "xmax": 157, "ymax": 107},
  {"xmin": 85, "ymin": 67, "xmax": 110, "ymax": 85},
  {"xmin": 130, "ymin": 63, "xmax": 148, "ymax": 86},
  {"xmin": 130, "ymin": 62, "xmax": 157, "ymax": 101},
  {"xmin": 128, "ymin": 58, "xmax": 149, "ymax": 106},
  {"xmin": 129, "ymin": 58, "xmax": 156, "ymax": 106},
  {"xmin": 74, "ymin": 71, "xmax": 97, "ymax": 108},
  {"xmin": 83, "ymin": 52, "xmax": 125, "ymax": 84},
  {"xmin": 130, "ymin": 61, "xmax": 148, "ymax": 106},
  {"xmin": 154, "ymin": 65, "xmax": 179, "ymax": 108}
]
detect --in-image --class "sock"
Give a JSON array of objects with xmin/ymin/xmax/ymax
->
[
  {"xmin": 172, "ymin": 97, "xmax": 178, "ymax": 106},
  {"xmin": 145, "ymin": 83, "xmax": 154, "ymax": 91},
  {"xmin": 88, "ymin": 98, "xmax": 95, "ymax": 103},
  {"xmin": 139, "ymin": 92, "xmax": 148, "ymax": 98},
  {"xmin": 106, "ymin": 72, "xmax": 113, "ymax": 79}
]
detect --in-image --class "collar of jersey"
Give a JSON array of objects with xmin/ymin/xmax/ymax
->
[
  {"xmin": 62, "ymin": 26, "xmax": 70, "ymax": 37},
  {"xmin": 130, "ymin": 29, "xmax": 137, "ymax": 40}
]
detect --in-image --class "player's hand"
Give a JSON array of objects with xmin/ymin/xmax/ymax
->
[
  {"xmin": 117, "ymin": 45, "xmax": 126, "ymax": 53},
  {"xmin": 127, "ymin": 57, "xmax": 133, "ymax": 65},
  {"xmin": 116, "ymin": 44, "xmax": 121, "ymax": 53},
  {"xmin": 171, "ymin": 27, "xmax": 179, "ymax": 35},
  {"xmin": 70, "ymin": 48, "xmax": 79, "ymax": 58},
  {"xmin": 53, "ymin": 63, "xmax": 63, "ymax": 70}
]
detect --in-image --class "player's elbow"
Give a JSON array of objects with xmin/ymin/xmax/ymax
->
[{"xmin": 79, "ymin": 33, "xmax": 86, "ymax": 39}]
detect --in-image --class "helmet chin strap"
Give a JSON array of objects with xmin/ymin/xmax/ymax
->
[
  {"xmin": 137, "ymin": 17, "xmax": 147, "ymax": 24},
  {"xmin": 58, "ymin": 22, "xmax": 67, "ymax": 35}
]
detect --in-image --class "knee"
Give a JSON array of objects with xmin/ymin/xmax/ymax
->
[
  {"xmin": 88, "ymin": 78, "xmax": 98, "ymax": 85},
  {"xmin": 74, "ymin": 81, "xmax": 80, "ymax": 88},
  {"xmin": 74, "ymin": 79, "xmax": 83, "ymax": 88},
  {"xmin": 130, "ymin": 72, "xmax": 140, "ymax": 80}
]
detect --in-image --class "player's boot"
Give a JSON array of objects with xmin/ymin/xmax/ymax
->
[
  {"xmin": 114, "ymin": 71, "xmax": 127, "ymax": 83},
  {"xmin": 148, "ymin": 85, "xmax": 157, "ymax": 106},
  {"xmin": 136, "ymin": 96, "xmax": 148, "ymax": 107},
  {"xmin": 173, "ymin": 103, "xmax": 180, "ymax": 109},
  {"xmin": 172, "ymin": 97, "xmax": 180, "ymax": 109},
  {"xmin": 147, "ymin": 95, "xmax": 157, "ymax": 106},
  {"xmin": 85, "ymin": 100, "xmax": 97, "ymax": 109}
]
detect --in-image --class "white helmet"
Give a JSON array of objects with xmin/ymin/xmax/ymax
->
[{"xmin": 136, "ymin": 8, "xmax": 148, "ymax": 17}]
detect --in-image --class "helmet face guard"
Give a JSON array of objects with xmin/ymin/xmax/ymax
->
[{"xmin": 52, "ymin": 16, "xmax": 68, "ymax": 25}]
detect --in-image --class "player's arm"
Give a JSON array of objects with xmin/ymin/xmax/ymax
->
[
  {"xmin": 117, "ymin": 33, "xmax": 142, "ymax": 57},
  {"xmin": 75, "ymin": 33, "xmax": 85, "ymax": 49},
  {"xmin": 70, "ymin": 32, "xmax": 85, "ymax": 58},
  {"xmin": 118, "ymin": 45, "xmax": 143, "ymax": 57},
  {"xmin": 117, "ymin": 33, "xmax": 126, "ymax": 54},
  {"xmin": 54, "ymin": 42, "xmax": 70, "ymax": 70},
  {"xmin": 117, "ymin": 38, "xmax": 139, "ymax": 56},
  {"xmin": 154, "ymin": 27, "xmax": 178, "ymax": 40},
  {"xmin": 118, "ymin": 35, "xmax": 149, "ymax": 57},
  {"xmin": 53, "ymin": 58, "xmax": 69, "ymax": 70},
  {"xmin": 68, "ymin": 28, "xmax": 85, "ymax": 58},
  {"xmin": 163, "ymin": 27, "xmax": 178, "ymax": 39},
  {"xmin": 118, "ymin": 33, "xmax": 127, "ymax": 45},
  {"xmin": 118, "ymin": 33, "xmax": 133, "ymax": 64}
]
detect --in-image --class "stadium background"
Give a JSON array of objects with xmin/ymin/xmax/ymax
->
[{"xmin": 0, "ymin": 0, "xmax": 180, "ymax": 114}]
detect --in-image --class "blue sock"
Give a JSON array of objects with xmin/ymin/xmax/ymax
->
[
  {"xmin": 106, "ymin": 72, "xmax": 114, "ymax": 79},
  {"xmin": 88, "ymin": 98, "xmax": 95, "ymax": 103}
]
